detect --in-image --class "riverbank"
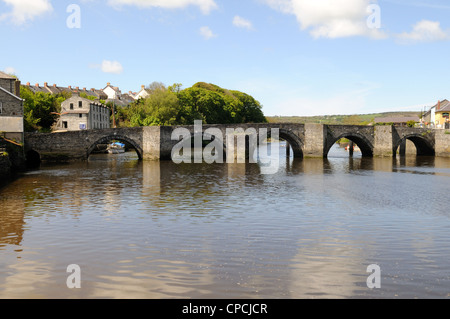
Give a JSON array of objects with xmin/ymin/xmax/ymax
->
[
  {"xmin": 0, "ymin": 153, "xmax": 12, "ymax": 180},
  {"xmin": 0, "ymin": 143, "xmax": 27, "ymax": 187}
]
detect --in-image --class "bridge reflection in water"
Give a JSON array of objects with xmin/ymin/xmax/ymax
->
[{"xmin": 1, "ymin": 144, "xmax": 449, "ymax": 298}]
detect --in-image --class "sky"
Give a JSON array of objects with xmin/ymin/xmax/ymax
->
[{"xmin": 1, "ymin": 0, "xmax": 450, "ymax": 116}]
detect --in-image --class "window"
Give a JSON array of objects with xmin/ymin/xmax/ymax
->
[
  {"xmin": 79, "ymin": 101, "xmax": 82, "ymax": 108},
  {"xmin": 79, "ymin": 114, "xmax": 82, "ymax": 118},
  {"xmin": 443, "ymin": 113, "xmax": 449, "ymax": 119},
  {"xmin": 0, "ymin": 102, "xmax": 2, "ymax": 114},
  {"xmin": 63, "ymin": 121, "xmax": 68, "ymax": 129},
  {"xmin": 70, "ymin": 103, "xmax": 74, "ymax": 110}
]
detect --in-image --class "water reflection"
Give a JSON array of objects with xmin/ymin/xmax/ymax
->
[{"xmin": 0, "ymin": 145, "xmax": 449, "ymax": 298}]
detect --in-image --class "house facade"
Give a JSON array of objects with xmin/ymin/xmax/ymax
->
[
  {"xmin": 422, "ymin": 100, "xmax": 450, "ymax": 128},
  {"xmin": 134, "ymin": 85, "xmax": 151, "ymax": 100},
  {"xmin": 434, "ymin": 100, "xmax": 450, "ymax": 128},
  {"xmin": 55, "ymin": 96, "xmax": 111, "ymax": 131},
  {"xmin": 103, "ymin": 83, "xmax": 122, "ymax": 100},
  {"xmin": 0, "ymin": 71, "xmax": 24, "ymax": 143}
]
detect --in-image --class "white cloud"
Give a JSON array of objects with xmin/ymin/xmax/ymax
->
[
  {"xmin": 263, "ymin": 0, "xmax": 385, "ymax": 39},
  {"xmin": 3, "ymin": 67, "xmax": 16, "ymax": 75},
  {"xmin": 0, "ymin": 0, "xmax": 53, "ymax": 25},
  {"xmin": 233, "ymin": 16, "xmax": 254, "ymax": 30},
  {"xmin": 397, "ymin": 20, "xmax": 450, "ymax": 44},
  {"xmin": 199, "ymin": 26, "xmax": 217, "ymax": 39},
  {"xmin": 107, "ymin": 0, "xmax": 217, "ymax": 14},
  {"xmin": 101, "ymin": 60, "xmax": 124, "ymax": 74}
]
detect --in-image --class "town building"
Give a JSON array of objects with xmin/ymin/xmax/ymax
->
[
  {"xmin": 0, "ymin": 71, "xmax": 24, "ymax": 143},
  {"xmin": 103, "ymin": 83, "xmax": 122, "ymax": 100},
  {"xmin": 134, "ymin": 85, "xmax": 151, "ymax": 100},
  {"xmin": 422, "ymin": 100, "xmax": 450, "ymax": 128},
  {"xmin": 55, "ymin": 96, "xmax": 110, "ymax": 131},
  {"xmin": 434, "ymin": 100, "xmax": 450, "ymax": 128}
]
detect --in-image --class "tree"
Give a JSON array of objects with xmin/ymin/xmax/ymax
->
[
  {"xmin": 122, "ymin": 81, "xmax": 268, "ymax": 127},
  {"xmin": 20, "ymin": 86, "xmax": 69, "ymax": 132},
  {"xmin": 125, "ymin": 84, "xmax": 180, "ymax": 126}
]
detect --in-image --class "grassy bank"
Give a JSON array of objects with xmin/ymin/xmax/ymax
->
[{"xmin": 266, "ymin": 111, "xmax": 420, "ymax": 125}]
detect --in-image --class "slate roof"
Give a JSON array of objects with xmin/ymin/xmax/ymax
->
[
  {"xmin": 0, "ymin": 71, "xmax": 16, "ymax": 79},
  {"xmin": 374, "ymin": 116, "xmax": 420, "ymax": 123},
  {"xmin": 434, "ymin": 99, "xmax": 450, "ymax": 113}
]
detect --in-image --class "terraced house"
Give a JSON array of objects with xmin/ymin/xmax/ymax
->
[{"xmin": 0, "ymin": 71, "xmax": 24, "ymax": 143}]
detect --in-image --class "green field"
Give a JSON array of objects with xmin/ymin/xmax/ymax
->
[{"xmin": 266, "ymin": 111, "xmax": 421, "ymax": 125}]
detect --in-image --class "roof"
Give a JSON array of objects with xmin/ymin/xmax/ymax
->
[
  {"xmin": 63, "ymin": 95, "xmax": 106, "ymax": 106},
  {"xmin": 435, "ymin": 99, "xmax": 450, "ymax": 113},
  {"xmin": 374, "ymin": 116, "xmax": 420, "ymax": 123},
  {"xmin": 104, "ymin": 85, "xmax": 121, "ymax": 93},
  {"xmin": 0, "ymin": 71, "xmax": 16, "ymax": 80}
]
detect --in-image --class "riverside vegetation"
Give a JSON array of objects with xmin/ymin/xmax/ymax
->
[
  {"xmin": 19, "ymin": 80, "xmax": 420, "ymax": 132},
  {"xmin": 20, "ymin": 82, "xmax": 267, "ymax": 132}
]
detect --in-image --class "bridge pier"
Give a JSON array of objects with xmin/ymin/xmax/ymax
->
[
  {"xmin": 349, "ymin": 141, "xmax": 354, "ymax": 157},
  {"xmin": 373, "ymin": 126, "xmax": 394, "ymax": 157},
  {"xmin": 303, "ymin": 124, "xmax": 325, "ymax": 158}
]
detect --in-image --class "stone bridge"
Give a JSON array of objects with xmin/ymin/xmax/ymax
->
[{"xmin": 24, "ymin": 123, "xmax": 450, "ymax": 164}]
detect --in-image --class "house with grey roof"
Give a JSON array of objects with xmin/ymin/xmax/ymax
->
[
  {"xmin": 422, "ymin": 99, "xmax": 450, "ymax": 128},
  {"xmin": 103, "ymin": 83, "xmax": 122, "ymax": 100},
  {"xmin": 134, "ymin": 85, "xmax": 151, "ymax": 100}
]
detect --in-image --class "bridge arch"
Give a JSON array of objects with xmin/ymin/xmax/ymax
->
[
  {"xmin": 87, "ymin": 134, "xmax": 144, "ymax": 160},
  {"xmin": 25, "ymin": 149, "xmax": 41, "ymax": 168},
  {"xmin": 278, "ymin": 129, "xmax": 303, "ymax": 158},
  {"xmin": 325, "ymin": 132, "xmax": 374, "ymax": 158},
  {"xmin": 394, "ymin": 134, "xmax": 435, "ymax": 156}
]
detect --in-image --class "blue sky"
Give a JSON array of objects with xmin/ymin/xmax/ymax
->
[{"xmin": 1, "ymin": 0, "xmax": 450, "ymax": 116}]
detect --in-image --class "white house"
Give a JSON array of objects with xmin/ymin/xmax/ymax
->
[
  {"xmin": 134, "ymin": 85, "xmax": 151, "ymax": 100},
  {"xmin": 102, "ymin": 82, "xmax": 122, "ymax": 100}
]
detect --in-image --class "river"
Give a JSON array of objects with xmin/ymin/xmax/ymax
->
[{"xmin": 0, "ymin": 143, "xmax": 449, "ymax": 299}]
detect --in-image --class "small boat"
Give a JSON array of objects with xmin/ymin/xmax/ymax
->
[
  {"xmin": 345, "ymin": 144, "xmax": 361, "ymax": 152},
  {"xmin": 107, "ymin": 142, "xmax": 125, "ymax": 154}
]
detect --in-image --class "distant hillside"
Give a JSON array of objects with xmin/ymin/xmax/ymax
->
[{"xmin": 266, "ymin": 111, "xmax": 421, "ymax": 125}]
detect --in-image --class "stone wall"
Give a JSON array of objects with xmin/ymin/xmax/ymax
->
[
  {"xmin": 303, "ymin": 123, "xmax": 325, "ymax": 157},
  {"xmin": 373, "ymin": 126, "xmax": 394, "ymax": 157},
  {"xmin": 0, "ymin": 154, "xmax": 12, "ymax": 180},
  {"xmin": 435, "ymin": 130, "xmax": 450, "ymax": 157},
  {"xmin": 0, "ymin": 79, "xmax": 15, "ymax": 93},
  {"xmin": 0, "ymin": 89, "xmax": 23, "ymax": 116}
]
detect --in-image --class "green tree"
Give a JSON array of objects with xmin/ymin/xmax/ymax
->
[
  {"xmin": 123, "ymin": 81, "xmax": 268, "ymax": 127},
  {"xmin": 20, "ymin": 86, "xmax": 70, "ymax": 132}
]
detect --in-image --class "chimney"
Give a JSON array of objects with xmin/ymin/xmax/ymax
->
[
  {"xmin": 35, "ymin": 83, "xmax": 39, "ymax": 87},
  {"xmin": 91, "ymin": 88, "xmax": 95, "ymax": 92},
  {"xmin": 44, "ymin": 82, "xmax": 48, "ymax": 87},
  {"xmin": 83, "ymin": 87, "xmax": 87, "ymax": 91},
  {"xmin": 15, "ymin": 80, "xmax": 20, "ymax": 97},
  {"xmin": 141, "ymin": 85, "xmax": 145, "ymax": 90},
  {"xmin": 107, "ymin": 82, "xmax": 111, "ymax": 86},
  {"xmin": 437, "ymin": 100, "xmax": 441, "ymax": 111},
  {"xmin": 26, "ymin": 82, "xmax": 30, "ymax": 86},
  {"xmin": 76, "ymin": 87, "xmax": 79, "ymax": 91},
  {"xmin": 53, "ymin": 84, "xmax": 57, "ymax": 88},
  {"xmin": 68, "ymin": 86, "xmax": 72, "ymax": 90}
]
